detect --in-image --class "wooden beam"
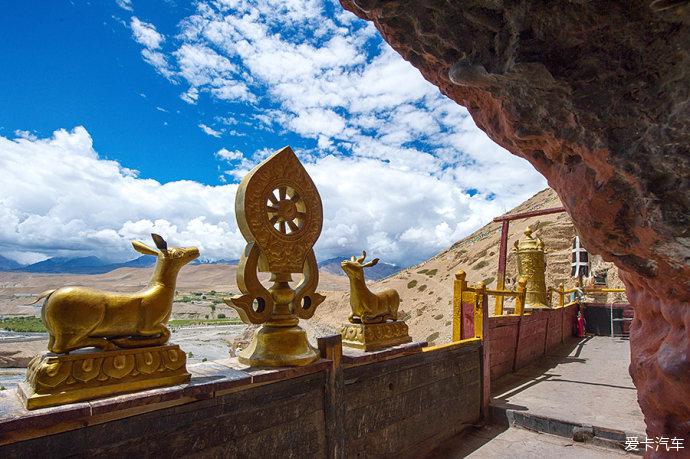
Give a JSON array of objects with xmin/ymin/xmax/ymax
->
[
  {"xmin": 318, "ymin": 335, "xmax": 345, "ymax": 459},
  {"xmin": 492, "ymin": 206, "xmax": 566, "ymax": 222}
]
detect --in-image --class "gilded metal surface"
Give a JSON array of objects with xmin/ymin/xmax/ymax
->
[
  {"xmin": 21, "ymin": 234, "xmax": 197, "ymax": 409},
  {"xmin": 225, "ymin": 146, "xmax": 325, "ymax": 367},
  {"xmin": 340, "ymin": 251, "xmax": 409, "ymax": 351},
  {"xmin": 234, "ymin": 146, "xmax": 322, "ymax": 274},
  {"xmin": 452, "ymin": 271, "xmax": 487, "ymax": 340},
  {"xmin": 38, "ymin": 234, "xmax": 199, "ymax": 353},
  {"xmin": 514, "ymin": 226, "xmax": 549, "ymax": 309},
  {"xmin": 341, "ymin": 251, "xmax": 400, "ymax": 324},
  {"xmin": 19, "ymin": 345, "xmax": 189, "ymax": 409},
  {"xmin": 340, "ymin": 321, "xmax": 411, "ymax": 351}
]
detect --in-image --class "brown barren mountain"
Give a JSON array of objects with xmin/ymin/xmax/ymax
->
[
  {"xmin": 312, "ymin": 188, "xmax": 626, "ymax": 344},
  {"xmin": 0, "ymin": 264, "xmax": 350, "ymax": 318}
]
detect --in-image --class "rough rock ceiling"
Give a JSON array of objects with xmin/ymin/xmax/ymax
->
[{"xmin": 339, "ymin": 0, "xmax": 690, "ymax": 439}]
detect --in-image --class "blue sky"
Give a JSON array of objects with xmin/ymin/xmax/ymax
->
[
  {"xmin": 0, "ymin": 0, "xmax": 546, "ymax": 266},
  {"xmin": 1, "ymin": 0, "xmax": 283, "ymax": 184}
]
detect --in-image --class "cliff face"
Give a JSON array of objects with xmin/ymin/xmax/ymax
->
[{"xmin": 340, "ymin": 0, "xmax": 690, "ymax": 441}]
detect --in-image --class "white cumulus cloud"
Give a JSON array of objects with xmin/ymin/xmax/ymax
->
[
  {"xmin": 215, "ymin": 148, "xmax": 244, "ymax": 161},
  {"xmin": 130, "ymin": 17, "xmax": 163, "ymax": 50},
  {"xmin": 116, "ymin": 0, "xmax": 133, "ymax": 12},
  {"xmin": 0, "ymin": 127, "xmax": 541, "ymax": 266},
  {"xmin": 0, "ymin": 127, "xmax": 243, "ymax": 262},
  {"xmin": 130, "ymin": 17, "xmax": 174, "ymax": 80}
]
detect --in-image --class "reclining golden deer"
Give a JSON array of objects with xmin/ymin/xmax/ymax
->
[
  {"xmin": 36, "ymin": 234, "xmax": 199, "ymax": 354},
  {"xmin": 341, "ymin": 251, "xmax": 400, "ymax": 324}
]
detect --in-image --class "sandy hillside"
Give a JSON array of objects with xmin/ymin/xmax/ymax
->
[{"xmin": 312, "ymin": 188, "xmax": 628, "ymax": 345}]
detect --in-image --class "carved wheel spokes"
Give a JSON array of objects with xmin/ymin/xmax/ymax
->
[{"xmin": 266, "ymin": 185, "xmax": 306, "ymax": 236}]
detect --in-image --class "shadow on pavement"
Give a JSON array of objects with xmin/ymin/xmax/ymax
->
[{"xmin": 423, "ymin": 424, "xmax": 509, "ymax": 459}]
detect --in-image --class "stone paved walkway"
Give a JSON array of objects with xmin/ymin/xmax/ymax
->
[
  {"xmin": 428, "ymin": 336, "xmax": 646, "ymax": 458},
  {"xmin": 491, "ymin": 336, "xmax": 645, "ymax": 437},
  {"xmin": 428, "ymin": 425, "xmax": 632, "ymax": 458}
]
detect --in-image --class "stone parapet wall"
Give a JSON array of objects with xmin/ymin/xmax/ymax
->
[
  {"xmin": 0, "ymin": 339, "xmax": 482, "ymax": 458},
  {"xmin": 342, "ymin": 341, "xmax": 481, "ymax": 458},
  {"xmin": 488, "ymin": 305, "xmax": 578, "ymax": 380}
]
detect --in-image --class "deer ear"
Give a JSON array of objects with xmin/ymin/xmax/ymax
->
[
  {"xmin": 363, "ymin": 258, "xmax": 379, "ymax": 268},
  {"xmin": 132, "ymin": 240, "xmax": 158, "ymax": 256},
  {"xmin": 151, "ymin": 233, "xmax": 168, "ymax": 252}
]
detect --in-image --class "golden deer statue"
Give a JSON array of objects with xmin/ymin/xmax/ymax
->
[
  {"xmin": 341, "ymin": 250, "xmax": 400, "ymax": 324},
  {"xmin": 36, "ymin": 234, "xmax": 199, "ymax": 354}
]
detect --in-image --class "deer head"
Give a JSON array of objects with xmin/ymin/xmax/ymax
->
[
  {"xmin": 132, "ymin": 234, "xmax": 200, "ymax": 282},
  {"xmin": 340, "ymin": 250, "xmax": 379, "ymax": 281}
]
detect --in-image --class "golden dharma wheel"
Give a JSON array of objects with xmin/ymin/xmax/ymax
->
[
  {"xmin": 235, "ymin": 147, "xmax": 322, "ymax": 274},
  {"xmin": 265, "ymin": 185, "xmax": 307, "ymax": 236}
]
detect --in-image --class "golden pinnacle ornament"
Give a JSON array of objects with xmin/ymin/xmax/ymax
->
[
  {"xmin": 514, "ymin": 225, "xmax": 549, "ymax": 309},
  {"xmin": 225, "ymin": 146, "xmax": 325, "ymax": 366}
]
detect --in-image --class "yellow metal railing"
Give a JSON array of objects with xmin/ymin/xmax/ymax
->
[
  {"xmin": 490, "ymin": 279, "xmax": 527, "ymax": 317},
  {"xmin": 449, "ymin": 273, "xmax": 627, "ymax": 343},
  {"xmin": 548, "ymin": 283, "xmax": 626, "ymax": 308},
  {"xmin": 452, "ymin": 271, "xmax": 485, "ymax": 341},
  {"xmin": 452, "ymin": 271, "xmax": 527, "ymax": 341}
]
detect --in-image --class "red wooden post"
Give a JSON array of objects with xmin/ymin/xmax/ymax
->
[{"xmin": 495, "ymin": 220, "xmax": 510, "ymax": 315}]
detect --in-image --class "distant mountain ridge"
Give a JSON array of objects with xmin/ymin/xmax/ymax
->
[
  {"xmin": 0, "ymin": 255, "xmax": 23, "ymax": 271},
  {"xmin": 319, "ymin": 256, "xmax": 401, "ymax": 280},
  {"xmin": 0, "ymin": 255, "xmax": 238, "ymax": 274},
  {"xmin": 1, "ymin": 251, "xmax": 399, "ymax": 277}
]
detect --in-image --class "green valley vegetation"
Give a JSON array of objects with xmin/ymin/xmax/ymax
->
[
  {"xmin": 175, "ymin": 290, "xmax": 232, "ymax": 304},
  {"xmin": 168, "ymin": 318, "xmax": 242, "ymax": 328},
  {"xmin": 0, "ymin": 316, "xmax": 45, "ymax": 333},
  {"xmin": 0, "ymin": 316, "xmax": 242, "ymax": 333}
]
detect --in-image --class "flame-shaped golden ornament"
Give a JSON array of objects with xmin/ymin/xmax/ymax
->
[{"xmin": 224, "ymin": 146, "xmax": 325, "ymax": 366}]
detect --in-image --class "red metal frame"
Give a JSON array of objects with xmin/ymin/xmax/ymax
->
[{"xmin": 492, "ymin": 207, "xmax": 566, "ymax": 313}]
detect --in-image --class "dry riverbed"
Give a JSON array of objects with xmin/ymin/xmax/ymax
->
[{"xmin": 0, "ymin": 324, "xmax": 256, "ymax": 391}]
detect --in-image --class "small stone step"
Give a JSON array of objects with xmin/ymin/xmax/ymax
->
[{"xmin": 490, "ymin": 405, "xmax": 644, "ymax": 455}]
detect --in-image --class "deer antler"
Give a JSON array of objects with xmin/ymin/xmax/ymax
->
[{"xmin": 356, "ymin": 250, "xmax": 367, "ymax": 264}]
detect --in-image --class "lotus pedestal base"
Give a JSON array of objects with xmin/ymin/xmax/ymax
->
[
  {"xmin": 340, "ymin": 321, "xmax": 412, "ymax": 352},
  {"xmin": 18, "ymin": 344, "xmax": 190, "ymax": 410}
]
